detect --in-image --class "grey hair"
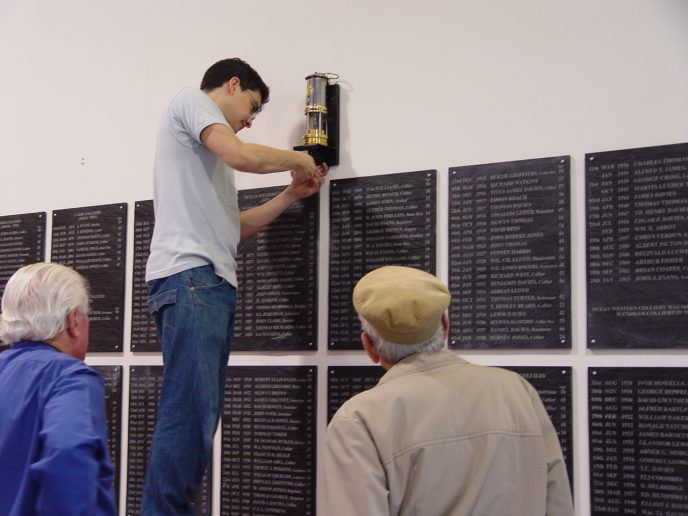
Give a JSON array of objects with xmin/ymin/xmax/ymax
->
[
  {"xmin": 0, "ymin": 263, "xmax": 90, "ymax": 345},
  {"xmin": 359, "ymin": 316, "xmax": 445, "ymax": 365}
]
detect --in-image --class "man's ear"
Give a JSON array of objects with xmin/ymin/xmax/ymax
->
[
  {"xmin": 66, "ymin": 308, "xmax": 81, "ymax": 338},
  {"xmin": 361, "ymin": 331, "xmax": 380, "ymax": 364},
  {"xmin": 441, "ymin": 312, "xmax": 449, "ymax": 339},
  {"xmin": 227, "ymin": 76, "xmax": 241, "ymax": 94}
]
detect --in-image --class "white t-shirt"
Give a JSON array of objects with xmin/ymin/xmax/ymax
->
[{"xmin": 145, "ymin": 87, "xmax": 240, "ymax": 287}]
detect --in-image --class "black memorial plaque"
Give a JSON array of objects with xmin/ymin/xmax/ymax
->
[
  {"xmin": 586, "ymin": 142, "xmax": 688, "ymax": 348},
  {"xmin": 234, "ymin": 187, "xmax": 319, "ymax": 351},
  {"xmin": 130, "ymin": 200, "xmax": 159, "ymax": 351},
  {"xmin": 327, "ymin": 366, "xmax": 384, "ymax": 422},
  {"xmin": 93, "ymin": 365, "xmax": 122, "ymax": 508},
  {"xmin": 589, "ymin": 367, "xmax": 688, "ymax": 515},
  {"xmin": 51, "ymin": 203, "xmax": 127, "ymax": 352},
  {"xmin": 221, "ymin": 366, "xmax": 316, "ymax": 515},
  {"xmin": 448, "ymin": 157, "xmax": 571, "ymax": 349},
  {"xmin": 502, "ymin": 366, "xmax": 573, "ymax": 491},
  {"xmin": 127, "ymin": 366, "xmax": 212, "ymax": 515},
  {"xmin": 329, "ymin": 170, "xmax": 437, "ymax": 350},
  {"xmin": 0, "ymin": 212, "xmax": 45, "ymax": 299}
]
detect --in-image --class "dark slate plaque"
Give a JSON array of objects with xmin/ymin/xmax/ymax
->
[
  {"xmin": 234, "ymin": 187, "xmax": 319, "ymax": 351},
  {"xmin": 589, "ymin": 367, "xmax": 688, "ymax": 515},
  {"xmin": 130, "ymin": 200, "xmax": 159, "ymax": 351},
  {"xmin": 0, "ymin": 212, "xmax": 46, "ymax": 299},
  {"xmin": 329, "ymin": 171, "xmax": 437, "ymax": 350},
  {"xmin": 50, "ymin": 204, "xmax": 127, "ymax": 352},
  {"xmin": 586, "ymin": 142, "xmax": 688, "ymax": 348},
  {"xmin": 221, "ymin": 366, "xmax": 316, "ymax": 515},
  {"xmin": 501, "ymin": 366, "xmax": 573, "ymax": 491},
  {"xmin": 127, "ymin": 366, "xmax": 212, "ymax": 515},
  {"xmin": 327, "ymin": 366, "xmax": 384, "ymax": 422},
  {"xmin": 92, "ymin": 365, "xmax": 122, "ymax": 509},
  {"xmin": 448, "ymin": 157, "xmax": 571, "ymax": 349}
]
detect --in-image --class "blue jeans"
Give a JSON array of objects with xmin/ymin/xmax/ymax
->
[{"xmin": 141, "ymin": 265, "xmax": 236, "ymax": 515}]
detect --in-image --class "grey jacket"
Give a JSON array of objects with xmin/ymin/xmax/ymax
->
[{"xmin": 323, "ymin": 350, "xmax": 574, "ymax": 516}]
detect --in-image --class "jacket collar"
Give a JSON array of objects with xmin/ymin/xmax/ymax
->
[{"xmin": 379, "ymin": 349, "xmax": 468, "ymax": 385}]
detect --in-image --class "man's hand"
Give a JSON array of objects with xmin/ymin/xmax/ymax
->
[
  {"xmin": 291, "ymin": 152, "xmax": 320, "ymax": 184},
  {"xmin": 287, "ymin": 162, "xmax": 329, "ymax": 199}
]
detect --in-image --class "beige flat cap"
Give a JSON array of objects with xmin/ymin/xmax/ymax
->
[{"xmin": 353, "ymin": 266, "xmax": 450, "ymax": 345}]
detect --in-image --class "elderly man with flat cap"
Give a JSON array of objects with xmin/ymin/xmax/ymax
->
[{"xmin": 322, "ymin": 266, "xmax": 574, "ymax": 516}]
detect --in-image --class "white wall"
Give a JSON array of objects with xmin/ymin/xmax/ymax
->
[{"xmin": 2, "ymin": 0, "xmax": 688, "ymax": 514}]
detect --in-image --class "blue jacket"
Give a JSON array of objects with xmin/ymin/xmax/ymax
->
[{"xmin": 0, "ymin": 340, "xmax": 116, "ymax": 515}]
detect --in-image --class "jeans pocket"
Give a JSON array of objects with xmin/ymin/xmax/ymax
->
[
  {"xmin": 187, "ymin": 267, "xmax": 226, "ymax": 290},
  {"xmin": 147, "ymin": 288, "xmax": 178, "ymax": 314}
]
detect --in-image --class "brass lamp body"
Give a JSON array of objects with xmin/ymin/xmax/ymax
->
[{"xmin": 294, "ymin": 72, "xmax": 339, "ymax": 166}]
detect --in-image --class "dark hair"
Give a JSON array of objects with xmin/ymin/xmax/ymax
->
[{"xmin": 200, "ymin": 58, "xmax": 270, "ymax": 104}]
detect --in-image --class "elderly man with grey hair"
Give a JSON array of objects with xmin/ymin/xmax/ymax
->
[
  {"xmin": 322, "ymin": 265, "xmax": 574, "ymax": 516},
  {"xmin": 0, "ymin": 262, "xmax": 116, "ymax": 516}
]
